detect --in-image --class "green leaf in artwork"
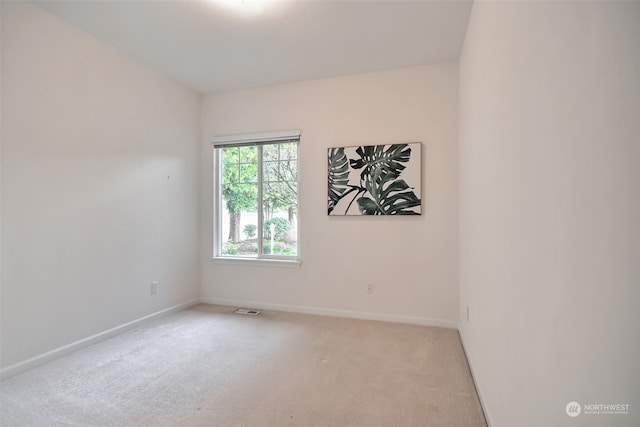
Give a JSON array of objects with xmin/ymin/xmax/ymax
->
[
  {"xmin": 358, "ymin": 164, "xmax": 421, "ymax": 215},
  {"xmin": 349, "ymin": 144, "xmax": 411, "ymax": 181},
  {"xmin": 328, "ymin": 147, "xmax": 352, "ymax": 214}
]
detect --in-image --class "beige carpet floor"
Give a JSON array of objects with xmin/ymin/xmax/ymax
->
[{"xmin": 0, "ymin": 304, "xmax": 486, "ymax": 426}]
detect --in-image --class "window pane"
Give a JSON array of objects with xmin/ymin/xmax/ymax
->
[
  {"xmin": 279, "ymin": 143, "xmax": 297, "ymax": 160},
  {"xmin": 263, "ymin": 144, "xmax": 278, "ymax": 161},
  {"xmin": 238, "ymin": 146, "xmax": 257, "ymax": 163},
  {"xmin": 280, "ymin": 159, "xmax": 297, "ymax": 181},
  {"xmin": 261, "ymin": 143, "xmax": 297, "ymax": 257},
  {"xmin": 239, "ymin": 164, "xmax": 257, "ymax": 183},
  {"xmin": 220, "ymin": 146, "xmax": 258, "ymax": 257}
]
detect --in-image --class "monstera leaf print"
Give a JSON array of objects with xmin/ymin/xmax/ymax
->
[
  {"xmin": 357, "ymin": 167, "xmax": 421, "ymax": 215},
  {"xmin": 349, "ymin": 144, "xmax": 411, "ymax": 181},
  {"xmin": 328, "ymin": 147, "xmax": 352, "ymax": 214},
  {"xmin": 327, "ymin": 142, "xmax": 421, "ymax": 215}
]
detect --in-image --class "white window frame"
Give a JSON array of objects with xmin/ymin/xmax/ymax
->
[{"xmin": 212, "ymin": 130, "xmax": 301, "ymax": 266}]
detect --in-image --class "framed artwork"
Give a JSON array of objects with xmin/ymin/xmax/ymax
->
[{"xmin": 328, "ymin": 142, "xmax": 421, "ymax": 215}]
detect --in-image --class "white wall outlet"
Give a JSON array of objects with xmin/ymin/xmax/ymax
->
[
  {"xmin": 151, "ymin": 281, "xmax": 158, "ymax": 295},
  {"xmin": 367, "ymin": 283, "xmax": 375, "ymax": 294}
]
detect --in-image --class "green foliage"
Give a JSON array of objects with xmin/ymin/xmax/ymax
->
[
  {"xmin": 221, "ymin": 143, "xmax": 299, "ymax": 248},
  {"xmin": 243, "ymin": 224, "xmax": 257, "ymax": 239},
  {"xmin": 327, "ymin": 144, "xmax": 421, "ymax": 215},
  {"xmin": 221, "ymin": 146, "xmax": 258, "ymax": 215},
  {"xmin": 261, "ymin": 240, "xmax": 296, "ymax": 256},
  {"xmin": 222, "ymin": 241, "xmax": 238, "ymax": 255},
  {"xmin": 264, "ymin": 217, "xmax": 291, "ymax": 239},
  {"xmin": 263, "ymin": 143, "xmax": 298, "ymax": 216}
]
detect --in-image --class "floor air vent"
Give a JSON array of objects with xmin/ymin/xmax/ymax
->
[{"xmin": 234, "ymin": 308, "xmax": 261, "ymax": 316}]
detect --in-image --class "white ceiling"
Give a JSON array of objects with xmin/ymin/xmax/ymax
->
[{"xmin": 33, "ymin": 0, "xmax": 472, "ymax": 94}]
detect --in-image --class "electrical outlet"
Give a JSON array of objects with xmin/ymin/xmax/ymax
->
[
  {"xmin": 466, "ymin": 305, "xmax": 470, "ymax": 322},
  {"xmin": 151, "ymin": 281, "xmax": 158, "ymax": 295},
  {"xmin": 367, "ymin": 283, "xmax": 375, "ymax": 294}
]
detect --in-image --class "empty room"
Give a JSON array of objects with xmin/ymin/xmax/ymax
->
[{"xmin": 1, "ymin": 1, "xmax": 638, "ymax": 426}]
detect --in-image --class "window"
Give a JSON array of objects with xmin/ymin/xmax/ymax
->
[{"xmin": 212, "ymin": 131, "xmax": 300, "ymax": 263}]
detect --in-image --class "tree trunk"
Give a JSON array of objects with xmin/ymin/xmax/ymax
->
[
  {"xmin": 228, "ymin": 212, "xmax": 241, "ymax": 243},
  {"xmin": 288, "ymin": 206, "xmax": 295, "ymax": 224}
]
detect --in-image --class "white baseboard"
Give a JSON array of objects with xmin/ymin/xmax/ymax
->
[
  {"xmin": 459, "ymin": 329, "xmax": 493, "ymax": 427},
  {"xmin": 0, "ymin": 298, "xmax": 200, "ymax": 381},
  {"xmin": 199, "ymin": 297, "xmax": 458, "ymax": 329}
]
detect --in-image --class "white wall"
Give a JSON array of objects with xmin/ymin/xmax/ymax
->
[
  {"xmin": 200, "ymin": 64, "xmax": 459, "ymax": 326},
  {"xmin": 459, "ymin": 1, "xmax": 640, "ymax": 426},
  {"xmin": 1, "ymin": 2, "xmax": 200, "ymax": 368}
]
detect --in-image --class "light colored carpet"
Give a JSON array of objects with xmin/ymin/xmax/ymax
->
[{"xmin": 0, "ymin": 304, "xmax": 486, "ymax": 426}]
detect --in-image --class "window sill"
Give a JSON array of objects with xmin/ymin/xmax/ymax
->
[{"xmin": 211, "ymin": 257, "xmax": 302, "ymax": 268}]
